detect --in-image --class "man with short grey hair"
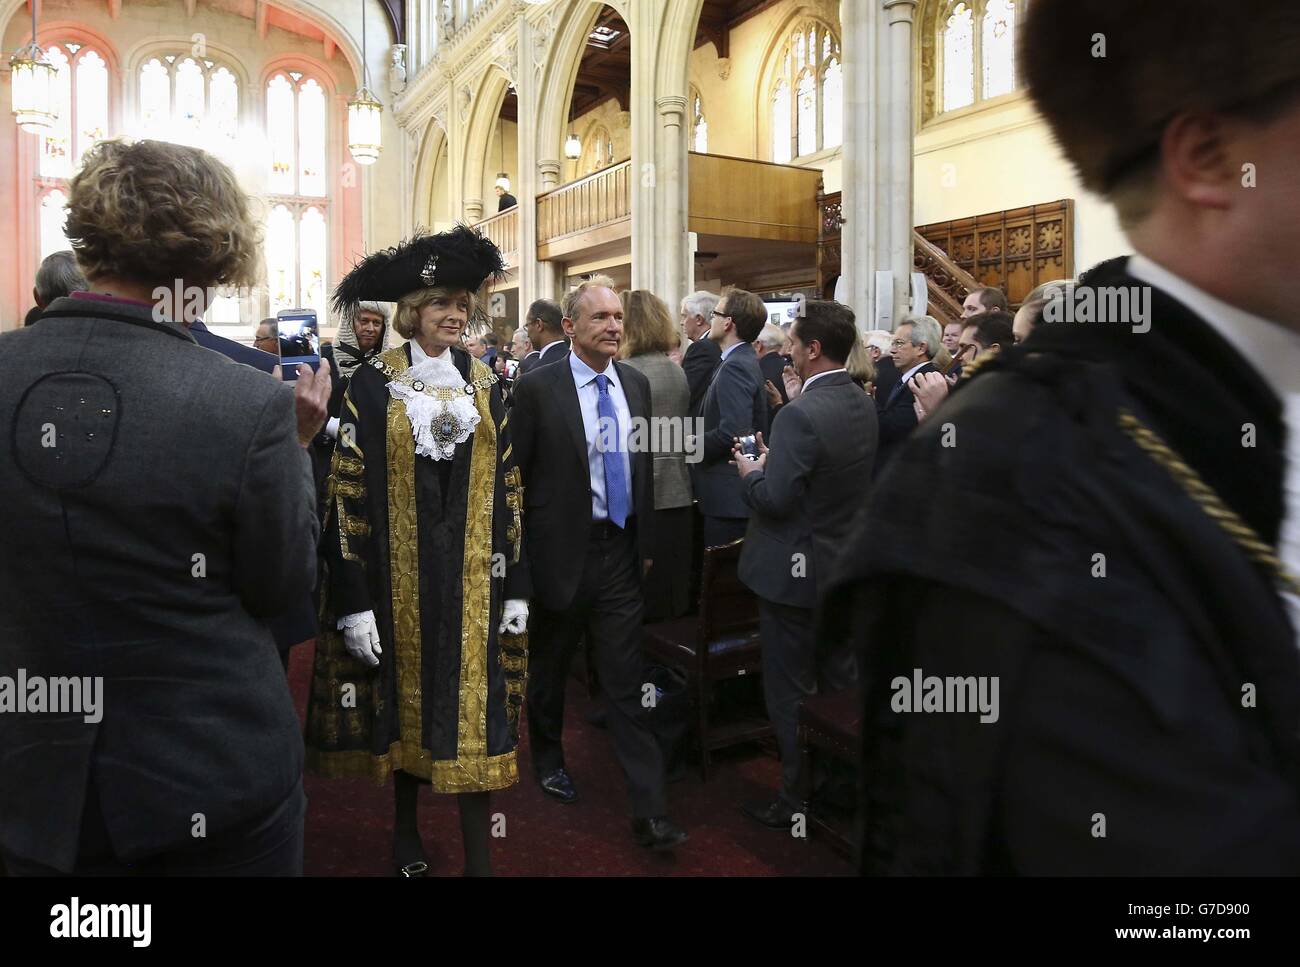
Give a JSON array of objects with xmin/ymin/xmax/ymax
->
[
  {"xmin": 874, "ymin": 316, "xmax": 940, "ymax": 473},
  {"xmin": 27, "ymin": 251, "xmax": 88, "ymax": 326},
  {"xmin": 679, "ymin": 290, "xmax": 721, "ymax": 415}
]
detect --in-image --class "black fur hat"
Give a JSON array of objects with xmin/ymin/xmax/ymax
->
[
  {"xmin": 331, "ymin": 225, "xmax": 507, "ymax": 316},
  {"xmin": 1022, "ymin": 0, "xmax": 1300, "ymax": 194}
]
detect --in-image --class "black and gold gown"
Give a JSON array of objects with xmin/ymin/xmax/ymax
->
[{"xmin": 305, "ymin": 342, "xmax": 527, "ymax": 792}]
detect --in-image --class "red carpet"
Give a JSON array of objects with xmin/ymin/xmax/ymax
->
[{"xmin": 288, "ymin": 642, "xmax": 850, "ymax": 876}]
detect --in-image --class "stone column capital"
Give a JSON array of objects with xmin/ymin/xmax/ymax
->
[
  {"xmin": 655, "ymin": 94, "xmax": 689, "ymax": 120},
  {"xmin": 882, "ymin": 0, "xmax": 918, "ymax": 25}
]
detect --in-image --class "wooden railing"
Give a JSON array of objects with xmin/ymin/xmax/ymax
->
[
  {"xmin": 475, "ymin": 204, "xmax": 520, "ymax": 269},
  {"xmin": 913, "ymin": 230, "xmax": 981, "ymax": 327},
  {"xmin": 536, "ymin": 159, "xmax": 632, "ymax": 260}
]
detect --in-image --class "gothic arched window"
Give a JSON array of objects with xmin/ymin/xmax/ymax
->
[
  {"xmin": 935, "ymin": 0, "xmax": 1024, "ymax": 117},
  {"xmin": 769, "ymin": 20, "xmax": 841, "ymax": 162},
  {"xmin": 136, "ymin": 53, "xmax": 240, "ymax": 159},
  {"xmin": 264, "ymin": 70, "xmax": 332, "ymax": 322}
]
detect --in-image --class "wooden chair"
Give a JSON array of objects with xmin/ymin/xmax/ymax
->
[
  {"xmin": 643, "ymin": 539, "xmax": 770, "ymax": 779},
  {"xmin": 798, "ymin": 688, "xmax": 862, "ymax": 858}
]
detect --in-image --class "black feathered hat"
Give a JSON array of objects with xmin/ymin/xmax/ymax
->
[{"xmin": 331, "ymin": 224, "xmax": 507, "ymax": 316}]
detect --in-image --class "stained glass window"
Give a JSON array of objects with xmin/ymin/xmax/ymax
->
[
  {"xmin": 943, "ymin": 3, "xmax": 976, "ymax": 112},
  {"xmin": 772, "ymin": 80, "xmax": 791, "ymax": 164},
  {"xmin": 264, "ymin": 72, "xmax": 332, "ymax": 318},
  {"xmin": 174, "ymin": 58, "xmax": 205, "ymax": 145},
  {"xmin": 771, "ymin": 21, "xmax": 842, "ymax": 161},
  {"xmin": 300, "ymin": 207, "xmax": 328, "ymax": 321},
  {"xmin": 139, "ymin": 58, "xmax": 170, "ymax": 139},
  {"xmin": 266, "ymin": 204, "xmax": 297, "ymax": 316},
  {"xmin": 40, "ymin": 190, "xmax": 69, "ymax": 260},
  {"xmin": 75, "ymin": 51, "xmax": 108, "ymax": 167},
  {"xmin": 267, "ymin": 74, "xmax": 296, "ymax": 194},
  {"xmin": 822, "ymin": 59, "xmax": 843, "ymax": 149},
  {"xmin": 982, "ymin": 0, "xmax": 1017, "ymax": 98},
  {"xmin": 298, "ymin": 79, "xmax": 326, "ymax": 196},
  {"xmin": 210, "ymin": 67, "xmax": 239, "ymax": 147},
  {"xmin": 40, "ymin": 46, "xmax": 72, "ymax": 179},
  {"xmin": 796, "ymin": 71, "xmax": 817, "ymax": 157}
]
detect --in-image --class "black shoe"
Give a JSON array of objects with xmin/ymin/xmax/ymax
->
[
  {"xmin": 632, "ymin": 816, "xmax": 689, "ymax": 851},
  {"xmin": 538, "ymin": 768, "xmax": 578, "ymax": 804},
  {"xmin": 397, "ymin": 860, "xmax": 429, "ymax": 877},
  {"xmin": 741, "ymin": 798, "xmax": 802, "ymax": 829}
]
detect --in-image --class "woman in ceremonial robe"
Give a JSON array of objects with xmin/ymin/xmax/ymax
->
[{"xmin": 305, "ymin": 227, "xmax": 530, "ymax": 876}]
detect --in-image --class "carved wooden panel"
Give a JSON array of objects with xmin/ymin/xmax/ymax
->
[
  {"xmin": 816, "ymin": 186, "xmax": 841, "ymax": 297},
  {"xmin": 916, "ymin": 199, "xmax": 1074, "ymax": 308}
]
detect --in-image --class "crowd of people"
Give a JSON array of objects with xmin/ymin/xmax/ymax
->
[{"xmin": 3, "ymin": 0, "xmax": 1299, "ymax": 878}]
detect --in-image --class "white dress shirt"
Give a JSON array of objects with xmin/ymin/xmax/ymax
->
[
  {"xmin": 721, "ymin": 340, "xmax": 743, "ymax": 362},
  {"xmin": 1129, "ymin": 253, "xmax": 1300, "ymax": 646},
  {"xmin": 568, "ymin": 351, "xmax": 634, "ymax": 522}
]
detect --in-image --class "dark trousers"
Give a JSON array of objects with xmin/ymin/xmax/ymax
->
[
  {"xmin": 3, "ymin": 780, "xmax": 306, "ymax": 876},
  {"xmin": 702, "ymin": 514, "xmax": 748, "ymax": 549},
  {"xmin": 758, "ymin": 599, "xmax": 856, "ymax": 808},
  {"xmin": 527, "ymin": 524, "xmax": 667, "ymax": 818}
]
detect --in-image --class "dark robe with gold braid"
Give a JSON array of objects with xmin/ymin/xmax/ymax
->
[{"xmin": 306, "ymin": 341, "xmax": 528, "ymax": 793}]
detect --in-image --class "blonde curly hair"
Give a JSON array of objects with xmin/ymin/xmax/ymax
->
[{"xmin": 64, "ymin": 139, "xmax": 261, "ymax": 290}]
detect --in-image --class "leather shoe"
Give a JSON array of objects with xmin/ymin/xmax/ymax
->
[
  {"xmin": 538, "ymin": 768, "xmax": 578, "ymax": 804},
  {"xmin": 632, "ymin": 816, "xmax": 689, "ymax": 851},
  {"xmin": 741, "ymin": 798, "xmax": 802, "ymax": 829}
]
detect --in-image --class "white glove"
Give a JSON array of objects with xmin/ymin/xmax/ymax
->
[
  {"xmin": 325, "ymin": 416, "xmax": 341, "ymax": 440},
  {"xmin": 338, "ymin": 610, "xmax": 382, "ymax": 667},
  {"xmin": 499, "ymin": 599, "xmax": 528, "ymax": 636}
]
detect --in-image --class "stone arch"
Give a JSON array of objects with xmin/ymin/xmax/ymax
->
[
  {"xmin": 459, "ymin": 63, "xmax": 512, "ymax": 219},
  {"xmin": 533, "ymin": 0, "xmax": 607, "ymax": 174},
  {"xmin": 412, "ymin": 117, "xmax": 450, "ymax": 229}
]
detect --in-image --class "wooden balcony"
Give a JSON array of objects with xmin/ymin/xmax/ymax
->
[
  {"xmin": 475, "ymin": 204, "xmax": 520, "ymax": 270},
  {"xmin": 536, "ymin": 160, "xmax": 632, "ymax": 261},
  {"xmin": 687, "ymin": 152, "xmax": 821, "ymax": 244}
]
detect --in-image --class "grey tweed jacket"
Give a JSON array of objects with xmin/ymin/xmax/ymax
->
[{"xmin": 621, "ymin": 351, "xmax": 694, "ymax": 510}]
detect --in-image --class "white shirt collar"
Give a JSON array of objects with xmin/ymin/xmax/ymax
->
[
  {"xmin": 900, "ymin": 360, "xmax": 929, "ymax": 384},
  {"xmin": 569, "ymin": 350, "xmax": 619, "ymax": 389},
  {"xmin": 1128, "ymin": 253, "xmax": 1300, "ymax": 395},
  {"xmin": 802, "ymin": 367, "xmax": 847, "ymax": 391},
  {"xmin": 721, "ymin": 340, "xmax": 744, "ymax": 361}
]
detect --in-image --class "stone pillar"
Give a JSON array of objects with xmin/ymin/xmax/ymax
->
[
  {"xmin": 533, "ymin": 159, "xmax": 563, "ymax": 298},
  {"xmin": 655, "ymin": 94, "xmax": 689, "ymax": 313},
  {"xmin": 537, "ymin": 159, "xmax": 561, "ymax": 192},
  {"xmin": 840, "ymin": 0, "xmax": 878, "ymax": 326},
  {"xmin": 514, "ymin": 14, "xmax": 543, "ymax": 327},
  {"xmin": 464, "ymin": 196, "xmax": 483, "ymax": 222},
  {"xmin": 628, "ymin": 0, "xmax": 659, "ymax": 294},
  {"xmin": 883, "ymin": 0, "xmax": 918, "ymax": 324}
]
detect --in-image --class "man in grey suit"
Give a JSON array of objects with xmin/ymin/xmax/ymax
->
[
  {"xmin": 734, "ymin": 300, "xmax": 876, "ymax": 827},
  {"xmin": 694, "ymin": 288, "xmax": 769, "ymax": 547}
]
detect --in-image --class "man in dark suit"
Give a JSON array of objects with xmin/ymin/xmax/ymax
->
[
  {"xmin": 521, "ymin": 297, "xmax": 569, "ymax": 372},
  {"xmin": 510, "ymin": 277, "xmax": 688, "ymax": 851},
  {"xmin": 735, "ymin": 301, "xmax": 876, "ymax": 827},
  {"xmin": 756, "ymin": 322, "xmax": 791, "ymax": 424},
  {"xmin": 874, "ymin": 316, "xmax": 940, "ymax": 474},
  {"xmin": 679, "ymin": 290, "xmax": 722, "ymax": 415},
  {"xmin": 695, "ymin": 288, "xmax": 769, "ymax": 547}
]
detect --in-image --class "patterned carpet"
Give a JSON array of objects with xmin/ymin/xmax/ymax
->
[{"xmin": 288, "ymin": 642, "xmax": 850, "ymax": 876}]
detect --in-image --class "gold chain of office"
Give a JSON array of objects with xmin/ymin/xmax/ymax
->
[{"xmin": 1118, "ymin": 409, "xmax": 1300, "ymax": 597}]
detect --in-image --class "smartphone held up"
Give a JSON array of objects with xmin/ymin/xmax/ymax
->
[{"xmin": 275, "ymin": 309, "xmax": 322, "ymax": 381}]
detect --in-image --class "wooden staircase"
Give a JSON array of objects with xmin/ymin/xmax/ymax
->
[{"xmin": 912, "ymin": 230, "xmax": 980, "ymax": 329}]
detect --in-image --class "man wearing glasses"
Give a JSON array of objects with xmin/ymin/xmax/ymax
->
[{"xmin": 874, "ymin": 316, "xmax": 941, "ymax": 474}]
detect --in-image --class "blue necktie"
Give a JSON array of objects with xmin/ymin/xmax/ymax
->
[{"xmin": 595, "ymin": 374, "xmax": 629, "ymax": 527}]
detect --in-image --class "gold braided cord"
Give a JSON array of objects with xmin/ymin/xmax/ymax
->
[{"xmin": 1118, "ymin": 409, "xmax": 1300, "ymax": 597}]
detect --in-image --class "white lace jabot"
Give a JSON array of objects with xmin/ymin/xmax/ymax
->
[{"xmin": 387, "ymin": 346, "xmax": 480, "ymax": 461}]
